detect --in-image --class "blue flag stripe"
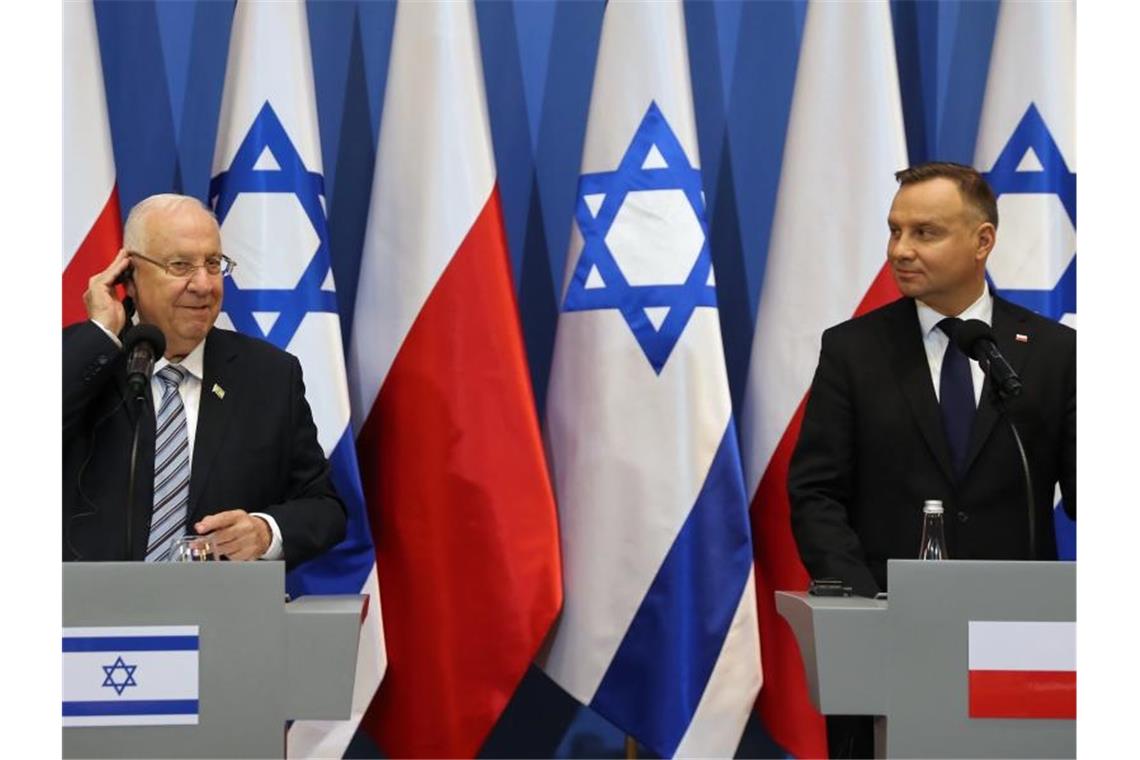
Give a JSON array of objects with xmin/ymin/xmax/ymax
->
[
  {"xmin": 589, "ymin": 421, "xmax": 754, "ymax": 756},
  {"xmin": 63, "ymin": 636, "xmax": 199, "ymax": 652},
  {"xmin": 63, "ymin": 700, "xmax": 199, "ymax": 717},
  {"xmin": 286, "ymin": 427, "xmax": 374, "ymax": 597}
]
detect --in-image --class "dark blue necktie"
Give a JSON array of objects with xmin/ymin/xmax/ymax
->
[{"xmin": 938, "ymin": 318, "xmax": 975, "ymax": 478}]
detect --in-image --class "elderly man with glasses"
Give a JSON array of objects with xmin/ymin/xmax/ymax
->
[{"xmin": 63, "ymin": 194, "xmax": 346, "ymax": 566}]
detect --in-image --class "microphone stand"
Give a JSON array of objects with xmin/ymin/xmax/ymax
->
[
  {"xmin": 125, "ymin": 393, "xmax": 146, "ymax": 560},
  {"xmin": 120, "ymin": 316, "xmax": 164, "ymax": 561},
  {"xmin": 987, "ymin": 382, "xmax": 1036, "ymax": 560}
]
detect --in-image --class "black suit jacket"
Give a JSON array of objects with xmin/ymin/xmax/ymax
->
[
  {"xmin": 788, "ymin": 296, "xmax": 1076, "ymax": 597},
  {"xmin": 63, "ymin": 321, "xmax": 346, "ymax": 568}
]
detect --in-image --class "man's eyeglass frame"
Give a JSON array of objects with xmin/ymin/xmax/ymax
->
[{"xmin": 127, "ymin": 251, "xmax": 237, "ymax": 279}]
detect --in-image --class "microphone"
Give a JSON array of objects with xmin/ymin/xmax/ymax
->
[
  {"xmin": 951, "ymin": 319, "xmax": 1022, "ymax": 400},
  {"xmin": 950, "ymin": 318, "xmax": 1037, "ymax": 559},
  {"xmin": 124, "ymin": 324, "xmax": 166, "ymax": 399}
]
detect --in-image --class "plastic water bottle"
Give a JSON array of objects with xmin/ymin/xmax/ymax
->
[{"xmin": 918, "ymin": 500, "xmax": 949, "ymax": 560}]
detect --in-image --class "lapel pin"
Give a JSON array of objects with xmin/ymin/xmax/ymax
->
[
  {"xmin": 1015, "ymin": 333, "xmax": 1029, "ymax": 343},
  {"xmin": 212, "ymin": 383, "xmax": 226, "ymax": 400}
]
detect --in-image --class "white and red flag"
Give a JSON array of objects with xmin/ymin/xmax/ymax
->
[
  {"xmin": 347, "ymin": 1, "xmax": 562, "ymax": 756},
  {"xmin": 968, "ymin": 621, "xmax": 1075, "ymax": 720},
  {"xmin": 63, "ymin": 0, "xmax": 121, "ymax": 326},
  {"xmin": 739, "ymin": 1, "xmax": 908, "ymax": 756}
]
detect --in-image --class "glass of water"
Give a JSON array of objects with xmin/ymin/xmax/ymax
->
[{"xmin": 168, "ymin": 535, "xmax": 215, "ymax": 562}]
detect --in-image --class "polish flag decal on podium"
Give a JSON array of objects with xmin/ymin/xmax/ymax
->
[{"xmin": 968, "ymin": 621, "xmax": 1075, "ymax": 720}]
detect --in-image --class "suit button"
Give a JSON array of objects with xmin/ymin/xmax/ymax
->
[
  {"xmin": 97, "ymin": 354, "xmax": 109, "ymax": 365},
  {"xmin": 957, "ymin": 512, "xmax": 969, "ymax": 524}
]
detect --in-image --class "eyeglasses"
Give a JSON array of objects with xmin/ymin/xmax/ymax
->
[{"xmin": 128, "ymin": 251, "xmax": 237, "ymax": 279}]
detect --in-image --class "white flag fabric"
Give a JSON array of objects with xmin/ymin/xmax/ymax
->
[
  {"xmin": 541, "ymin": 2, "xmax": 761, "ymax": 756},
  {"xmin": 63, "ymin": 0, "xmax": 121, "ymax": 326},
  {"xmin": 739, "ymin": 2, "xmax": 907, "ymax": 756},
  {"xmin": 974, "ymin": 0, "xmax": 1075, "ymax": 327},
  {"xmin": 209, "ymin": 3, "xmax": 385, "ymax": 757}
]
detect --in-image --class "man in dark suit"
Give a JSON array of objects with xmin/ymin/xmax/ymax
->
[
  {"xmin": 788, "ymin": 163, "xmax": 1076, "ymax": 755},
  {"xmin": 63, "ymin": 194, "xmax": 345, "ymax": 567}
]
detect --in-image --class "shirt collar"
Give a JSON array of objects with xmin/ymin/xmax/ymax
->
[
  {"xmin": 916, "ymin": 281, "xmax": 993, "ymax": 338},
  {"xmin": 154, "ymin": 337, "xmax": 205, "ymax": 383}
]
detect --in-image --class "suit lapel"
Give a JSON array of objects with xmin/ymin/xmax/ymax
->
[
  {"xmin": 961, "ymin": 297, "xmax": 1031, "ymax": 475},
  {"xmin": 190, "ymin": 330, "xmax": 238, "ymax": 519},
  {"xmin": 886, "ymin": 299, "xmax": 957, "ymax": 484}
]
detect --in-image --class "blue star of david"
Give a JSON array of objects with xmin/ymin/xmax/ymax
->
[
  {"xmin": 101, "ymin": 656, "xmax": 138, "ymax": 696},
  {"xmin": 983, "ymin": 103, "xmax": 1077, "ymax": 321},
  {"xmin": 562, "ymin": 101, "xmax": 716, "ymax": 373},
  {"xmin": 209, "ymin": 101, "xmax": 338, "ymax": 351}
]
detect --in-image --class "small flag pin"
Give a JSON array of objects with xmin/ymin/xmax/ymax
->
[
  {"xmin": 212, "ymin": 383, "xmax": 226, "ymax": 400},
  {"xmin": 1015, "ymin": 333, "xmax": 1029, "ymax": 343}
]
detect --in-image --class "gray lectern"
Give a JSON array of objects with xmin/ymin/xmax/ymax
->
[
  {"xmin": 777, "ymin": 560, "xmax": 1075, "ymax": 759},
  {"xmin": 63, "ymin": 561, "xmax": 365, "ymax": 759}
]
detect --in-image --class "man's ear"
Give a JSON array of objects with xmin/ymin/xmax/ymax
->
[{"xmin": 976, "ymin": 221, "xmax": 996, "ymax": 263}]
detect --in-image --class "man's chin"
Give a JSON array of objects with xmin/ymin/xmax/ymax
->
[
  {"xmin": 172, "ymin": 322, "xmax": 213, "ymax": 349},
  {"xmin": 891, "ymin": 278, "xmax": 924, "ymax": 299}
]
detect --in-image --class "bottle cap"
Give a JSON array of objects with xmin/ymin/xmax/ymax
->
[{"xmin": 923, "ymin": 500, "xmax": 944, "ymax": 515}]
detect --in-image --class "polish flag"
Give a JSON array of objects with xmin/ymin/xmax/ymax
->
[
  {"xmin": 739, "ymin": 2, "xmax": 907, "ymax": 756},
  {"xmin": 347, "ymin": 1, "xmax": 562, "ymax": 756},
  {"xmin": 968, "ymin": 621, "xmax": 1076, "ymax": 720},
  {"xmin": 63, "ymin": 0, "xmax": 121, "ymax": 326}
]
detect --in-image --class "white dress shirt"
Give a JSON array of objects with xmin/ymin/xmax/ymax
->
[
  {"xmin": 92, "ymin": 320, "xmax": 284, "ymax": 560},
  {"xmin": 914, "ymin": 282, "xmax": 993, "ymax": 407}
]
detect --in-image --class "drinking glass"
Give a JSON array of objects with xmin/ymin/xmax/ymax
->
[{"xmin": 168, "ymin": 535, "xmax": 215, "ymax": 562}]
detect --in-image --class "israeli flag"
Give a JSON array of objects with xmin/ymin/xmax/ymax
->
[
  {"xmin": 541, "ymin": 2, "xmax": 762, "ymax": 756},
  {"xmin": 975, "ymin": 0, "xmax": 1075, "ymax": 326},
  {"xmin": 63, "ymin": 626, "xmax": 199, "ymax": 727},
  {"xmin": 209, "ymin": 2, "xmax": 385, "ymax": 756},
  {"xmin": 975, "ymin": 0, "xmax": 1075, "ymax": 556}
]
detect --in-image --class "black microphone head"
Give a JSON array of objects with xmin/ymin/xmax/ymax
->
[
  {"xmin": 124, "ymin": 324, "xmax": 166, "ymax": 399},
  {"xmin": 951, "ymin": 319, "xmax": 993, "ymax": 361},
  {"xmin": 124, "ymin": 323, "xmax": 166, "ymax": 357}
]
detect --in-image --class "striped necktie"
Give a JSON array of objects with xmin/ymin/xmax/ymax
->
[{"xmin": 146, "ymin": 364, "xmax": 191, "ymax": 561}]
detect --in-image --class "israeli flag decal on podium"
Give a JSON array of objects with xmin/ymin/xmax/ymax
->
[{"xmin": 62, "ymin": 626, "xmax": 200, "ymax": 727}]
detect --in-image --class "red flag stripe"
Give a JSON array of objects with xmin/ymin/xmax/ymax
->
[
  {"xmin": 63, "ymin": 186, "xmax": 121, "ymax": 327},
  {"xmin": 358, "ymin": 187, "xmax": 561, "ymax": 757},
  {"xmin": 968, "ymin": 670, "xmax": 1076, "ymax": 720},
  {"xmin": 752, "ymin": 396, "xmax": 826, "ymax": 759},
  {"xmin": 752, "ymin": 262, "xmax": 899, "ymax": 758}
]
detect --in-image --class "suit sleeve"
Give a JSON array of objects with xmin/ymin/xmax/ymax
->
[
  {"xmin": 63, "ymin": 321, "xmax": 124, "ymax": 444},
  {"xmin": 263, "ymin": 355, "xmax": 348, "ymax": 568},
  {"xmin": 788, "ymin": 328, "xmax": 881, "ymax": 597},
  {"xmin": 1060, "ymin": 328, "xmax": 1076, "ymax": 519}
]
